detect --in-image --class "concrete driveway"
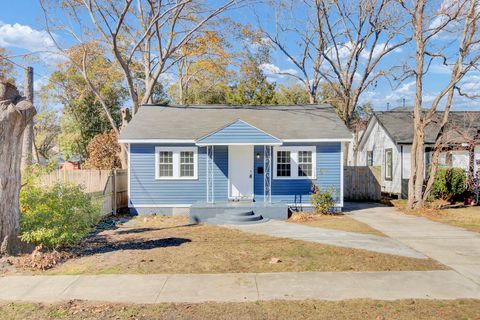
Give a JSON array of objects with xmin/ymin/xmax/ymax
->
[
  {"xmin": 228, "ymin": 220, "xmax": 426, "ymax": 258},
  {"xmin": 346, "ymin": 203, "xmax": 480, "ymax": 285}
]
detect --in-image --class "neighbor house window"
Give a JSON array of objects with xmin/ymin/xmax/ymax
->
[
  {"xmin": 367, "ymin": 151, "xmax": 373, "ymax": 166},
  {"xmin": 446, "ymin": 152, "xmax": 453, "ymax": 166},
  {"xmin": 385, "ymin": 148, "xmax": 393, "ymax": 181},
  {"xmin": 155, "ymin": 147, "xmax": 198, "ymax": 179},
  {"xmin": 274, "ymin": 146, "xmax": 316, "ymax": 179}
]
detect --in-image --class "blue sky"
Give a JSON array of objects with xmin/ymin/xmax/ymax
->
[{"xmin": 1, "ymin": 0, "xmax": 479, "ymax": 111}]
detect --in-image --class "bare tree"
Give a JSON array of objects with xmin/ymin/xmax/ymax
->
[
  {"xmin": 259, "ymin": 0, "xmax": 410, "ymax": 125},
  {"xmin": 0, "ymin": 82, "xmax": 36, "ymax": 255},
  {"xmin": 76, "ymin": 0, "xmax": 239, "ymax": 113},
  {"xmin": 40, "ymin": 0, "xmax": 242, "ymax": 167},
  {"xmin": 399, "ymin": 0, "xmax": 480, "ymax": 208}
]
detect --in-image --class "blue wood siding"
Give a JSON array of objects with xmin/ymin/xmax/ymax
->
[
  {"xmin": 129, "ymin": 142, "xmax": 342, "ymax": 206},
  {"xmin": 197, "ymin": 120, "xmax": 281, "ymax": 144},
  {"xmin": 129, "ymin": 144, "xmax": 228, "ymax": 205},
  {"xmin": 253, "ymin": 143, "xmax": 341, "ymax": 204}
]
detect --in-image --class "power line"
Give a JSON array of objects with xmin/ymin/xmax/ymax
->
[
  {"xmin": 0, "ymin": 54, "xmax": 28, "ymax": 70},
  {"xmin": 0, "ymin": 54, "xmax": 72, "ymax": 93}
]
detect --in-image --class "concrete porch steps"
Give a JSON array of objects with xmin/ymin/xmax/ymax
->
[
  {"xmin": 207, "ymin": 209, "xmax": 269, "ymax": 225},
  {"xmin": 189, "ymin": 201, "xmax": 288, "ymax": 223}
]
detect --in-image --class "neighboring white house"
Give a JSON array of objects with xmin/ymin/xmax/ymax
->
[{"xmin": 353, "ymin": 110, "xmax": 480, "ymax": 198}]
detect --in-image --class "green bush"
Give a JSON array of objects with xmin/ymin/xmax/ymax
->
[
  {"xmin": 310, "ymin": 185, "xmax": 336, "ymax": 214},
  {"xmin": 431, "ymin": 167, "xmax": 466, "ymax": 201},
  {"xmin": 20, "ymin": 182, "xmax": 102, "ymax": 249}
]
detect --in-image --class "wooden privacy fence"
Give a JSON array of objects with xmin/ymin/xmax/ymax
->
[
  {"xmin": 344, "ymin": 166, "xmax": 382, "ymax": 201},
  {"xmin": 38, "ymin": 169, "xmax": 128, "ymax": 214}
]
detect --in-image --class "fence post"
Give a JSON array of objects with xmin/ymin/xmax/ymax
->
[{"xmin": 111, "ymin": 169, "xmax": 117, "ymax": 215}]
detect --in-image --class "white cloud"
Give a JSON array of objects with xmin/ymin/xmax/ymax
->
[
  {"xmin": 0, "ymin": 22, "xmax": 56, "ymax": 52},
  {"xmin": 0, "ymin": 22, "xmax": 64, "ymax": 64},
  {"xmin": 259, "ymin": 63, "xmax": 298, "ymax": 82},
  {"xmin": 158, "ymin": 73, "xmax": 175, "ymax": 86},
  {"xmin": 34, "ymin": 75, "xmax": 49, "ymax": 92},
  {"xmin": 325, "ymin": 42, "xmax": 354, "ymax": 63},
  {"xmin": 325, "ymin": 41, "xmax": 402, "ymax": 65},
  {"xmin": 360, "ymin": 43, "xmax": 402, "ymax": 60},
  {"xmin": 359, "ymin": 72, "xmax": 480, "ymax": 111},
  {"xmin": 428, "ymin": 0, "xmax": 478, "ymax": 40},
  {"xmin": 430, "ymin": 63, "xmax": 453, "ymax": 74}
]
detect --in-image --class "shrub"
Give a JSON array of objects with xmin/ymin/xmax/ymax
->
[
  {"xmin": 431, "ymin": 167, "xmax": 466, "ymax": 201},
  {"xmin": 20, "ymin": 182, "xmax": 102, "ymax": 249},
  {"xmin": 310, "ymin": 185, "xmax": 336, "ymax": 214},
  {"xmin": 83, "ymin": 130, "xmax": 121, "ymax": 170}
]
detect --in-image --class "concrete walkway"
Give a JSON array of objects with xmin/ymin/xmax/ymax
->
[
  {"xmin": 346, "ymin": 203, "xmax": 480, "ymax": 285},
  {"xmin": 1, "ymin": 270, "xmax": 479, "ymax": 304},
  {"xmin": 227, "ymin": 220, "xmax": 426, "ymax": 258}
]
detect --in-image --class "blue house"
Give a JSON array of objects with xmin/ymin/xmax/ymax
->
[{"xmin": 119, "ymin": 104, "xmax": 352, "ymax": 223}]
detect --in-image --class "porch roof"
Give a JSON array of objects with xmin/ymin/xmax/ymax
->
[{"xmin": 119, "ymin": 104, "xmax": 352, "ymax": 143}]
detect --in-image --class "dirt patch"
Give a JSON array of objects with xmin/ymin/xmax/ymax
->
[
  {"xmin": 9, "ymin": 215, "xmax": 444, "ymax": 275},
  {"xmin": 1, "ymin": 299, "xmax": 479, "ymax": 320},
  {"xmin": 289, "ymin": 212, "xmax": 385, "ymax": 236},
  {"xmin": 392, "ymin": 200, "xmax": 480, "ymax": 233}
]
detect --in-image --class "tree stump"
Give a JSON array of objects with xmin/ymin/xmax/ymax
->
[{"xmin": 0, "ymin": 82, "xmax": 36, "ymax": 256}]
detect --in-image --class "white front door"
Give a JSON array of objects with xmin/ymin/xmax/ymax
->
[{"xmin": 229, "ymin": 145, "xmax": 254, "ymax": 199}]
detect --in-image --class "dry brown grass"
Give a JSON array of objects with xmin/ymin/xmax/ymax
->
[
  {"xmin": 1, "ymin": 299, "xmax": 480, "ymax": 320},
  {"xmin": 392, "ymin": 200, "xmax": 480, "ymax": 233},
  {"xmin": 16, "ymin": 215, "xmax": 445, "ymax": 275},
  {"xmin": 288, "ymin": 212, "xmax": 385, "ymax": 236}
]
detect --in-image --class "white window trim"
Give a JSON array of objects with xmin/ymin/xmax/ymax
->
[
  {"xmin": 273, "ymin": 146, "xmax": 316, "ymax": 180},
  {"xmin": 155, "ymin": 146, "xmax": 198, "ymax": 180},
  {"xmin": 385, "ymin": 148, "xmax": 393, "ymax": 181}
]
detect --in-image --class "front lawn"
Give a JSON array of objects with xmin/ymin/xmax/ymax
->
[
  {"xmin": 392, "ymin": 200, "xmax": 480, "ymax": 233},
  {"xmin": 10, "ymin": 215, "xmax": 444, "ymax": 275},
  {"xmin": 1, "ymin": 299, "xmax": 479, "ymax": 320},
  {"xmin": 288, "ymin": 212, "xmax": 385, "ymax": 236}
]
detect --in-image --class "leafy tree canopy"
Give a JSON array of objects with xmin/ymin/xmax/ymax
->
[
  {"xmin": 41, "ymin": 43, "xmax": 126, "ymax": 160},
  {"xmin": 0, "ymin": 47, "xmax": 15, "ymax": 84},
  {"xmin": 226, "ymin": 46, "xmax": 277, "ymax": 105}
]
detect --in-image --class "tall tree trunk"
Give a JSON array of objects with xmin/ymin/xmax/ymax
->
[
  {"xmin": 414, "ymin": 133, "xmax": 425, "ymax": 208},
  {"xmin": 0, "ymin": 82, "xmax": 36, "ymax": 256},
  {"xmin": 423, "ymin": 146, "xmax": 441, "ymax": 201},
  {"xmin": 408, "ymin": 0, "xmax": 426, "ymax": 209},
  {"xmin": 21, "ymin": 67, "xmax": 34, "ymax": 170}
]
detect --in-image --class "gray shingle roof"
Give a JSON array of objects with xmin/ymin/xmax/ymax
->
[
  {"xmin": 374, "ymin": 111, "xmax": 480, "ymax": 144},
  {"xmin": 119, "ymin": 104, "xmax": 352, "ymax": 141}
]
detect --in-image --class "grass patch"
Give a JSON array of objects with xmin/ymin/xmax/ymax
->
[
  {"xmin": 288, "ymin": 212, "xmax": 385, "ymax": 236},
  {"xmin": 1, "ymin": 299, "xmax": 479, "ymax": 320},
  {"xmin": 392, "ymin": 200, "xmax": 480, "ymax": 233},
  {"xmin": 15, "ymin": 215, "xmax": 444, "ymax": 275}
]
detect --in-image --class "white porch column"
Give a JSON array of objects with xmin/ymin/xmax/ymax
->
[{"xmin": 264, "ymin": 145, "xmax": 272, "ymax": 204}]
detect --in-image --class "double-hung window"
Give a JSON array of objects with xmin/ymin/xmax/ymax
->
[
  {"xmin": 298, "ymin": 151, "xmax": 313, "ymax": 177},
  {"xmin": 155, "ymin": 147, "xmax": 198, "ymax": 179},
  {"xmin": 385, "ymin": 148, "xmax": 393, "ymax": 181},
  {"xmin": 273, "ymin": 146, "xmax": 316, "ymax": 179},
  {"xmin": 276, "ymin": 150, "xmax": 291, "ymax": 177}
]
